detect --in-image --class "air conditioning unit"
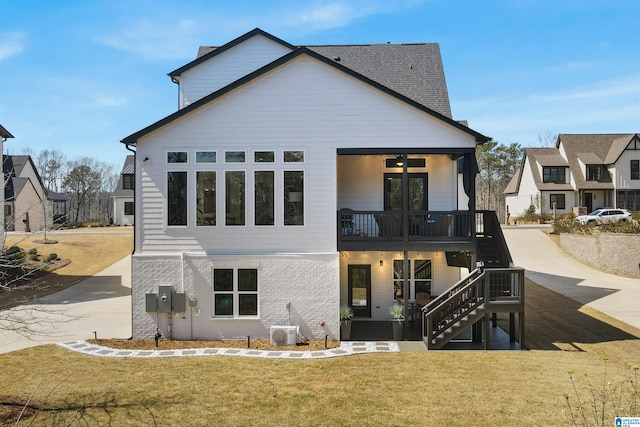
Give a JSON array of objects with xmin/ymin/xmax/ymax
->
[{"xmin": 270, "ymin": 325, "xmax": 298, "ymax": 346}]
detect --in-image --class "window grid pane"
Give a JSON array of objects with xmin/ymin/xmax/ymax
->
[
  {"xmin": 167, "ymin": 152, "xmax": 188, "ymax": 163},
  {"xmin": 255, "ymin": 171, "xmax": 274, "ymax": 225},
  {"xmin": 284, "ymin": 171, "xmax": 304, "ymax": 225},
  {"xmin": 197, "ymin": 171, "xmax": 216, "ymax": 226},
  {"xmin": 196, "ymin": 151, "xmax": 217, "ymax": 163},
  {"xmin": 254, "ymin": 151, "xmax": 274, "ymax": 163},
  {"xmin": 225, "ymin": 171, "xmax": 245, "ymax": 226},
  {"xmin": 167, "ymin": 171, "xmax": 187, "ymax": 226}
]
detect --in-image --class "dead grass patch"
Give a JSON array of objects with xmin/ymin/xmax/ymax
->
[{"xmin": 1, "ymin": 230, "xmax": 133, "ymax": 308}]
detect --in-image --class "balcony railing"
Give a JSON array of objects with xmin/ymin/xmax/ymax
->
[{"xmin": 337, "ymin": 210, "xmax": 475, "ymax": 249}]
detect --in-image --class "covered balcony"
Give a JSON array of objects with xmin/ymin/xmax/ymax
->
[
  {"xmin": 336, "ymin": 148, "xmax": 479, "ymax": 252},
  {"xmin": 337, "ymin": 209, "xmax": 475, "ymax": 252}
]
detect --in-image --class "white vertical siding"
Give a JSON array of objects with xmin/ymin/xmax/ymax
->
[{"xmin": 178, "ymin": 35, "xmax": 293, "ymax": 108}]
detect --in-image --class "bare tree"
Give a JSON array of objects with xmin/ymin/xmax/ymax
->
[
  {"xmin": 35, "ymin": 149, "xmax": 67, "ymax": 192},
  {"xmin": 62, "ymin": 158, "xmax": 116, "ymax": 224},
  {"xmin": 537, "ymin": 130, "xmax": 558, "ymax": 147}
]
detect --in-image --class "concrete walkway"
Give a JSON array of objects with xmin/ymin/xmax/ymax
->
[
  {"xmin": 502, "ymin": 225, "xmax": 640, "ymax": 330},
  {"xmin": 0, "ymin": 256, "xmax": 132, "ymax": 354}
]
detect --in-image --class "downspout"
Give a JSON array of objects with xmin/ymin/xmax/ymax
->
[
  {"xmin": 125, "ymin": 143, "xmax": 136, "ymax": 340},
  {"xmin": 401, "ymin": 152, "xmax": 409, "ymax": 340},
  {"xmin": 124, "ymin": 143, "xmax": 137, "ymax": 256}
]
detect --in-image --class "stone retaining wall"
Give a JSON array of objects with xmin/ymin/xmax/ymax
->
[{"xmin": 559, "ymin": 233, "xmax": 640, "ymax": 278}]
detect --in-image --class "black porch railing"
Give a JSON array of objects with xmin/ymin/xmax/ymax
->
[{"xmin": 338, "ymin": 210, "xmax": 475, "ymax": 243}]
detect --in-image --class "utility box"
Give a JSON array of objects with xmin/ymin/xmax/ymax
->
[
  {"xmin": 172, "ymin": 292, "xmax": 186, "ymax": 312},
  {"xmin": 158, "ymin": 286, "xmax": 173, "ymax": 313},
  {"xmin": 145, "ymin": 293, "xmax": 158, "ymax": 312}
]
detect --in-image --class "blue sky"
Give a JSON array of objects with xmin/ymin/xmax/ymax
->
[{"xmin": 1, "ymin": 0, "xmax": 638, "ymax": 168}]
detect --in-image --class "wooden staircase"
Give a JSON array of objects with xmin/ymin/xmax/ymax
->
[{"xmin": 423, "ymin": 212, "xmax": 525, "ymax": 350}]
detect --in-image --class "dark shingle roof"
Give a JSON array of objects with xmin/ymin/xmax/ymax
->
[
  {"xmin": 197, "ymin": 42, "xmax": 452, "ymax": 118},
  {"xmin": 0, "ymin": 124, "xmax": 14, "ymax": 139},
  {"xmin": 306, "ymin": 44, "xmax": 451, "ymax": 118},
  {"xmin": 558, "ymin": 134, "xmax": 638, "ymax": 189}
]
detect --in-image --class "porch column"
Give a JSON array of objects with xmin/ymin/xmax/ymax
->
[{"xmin": 403, "ymin": 250, "xmax": 409, "ymax": 339}]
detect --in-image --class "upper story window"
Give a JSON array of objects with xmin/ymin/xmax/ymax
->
[
  {"xmin": 167, "ymin": 171, "xmax": 188, "ymax": 226},
  {"xmin": 225, "ymin": 151, "xmax": 246, "ymax": 163},
  {"xmin": 168, "ymin": 151, "xmax": 188, "ymax": 163},
  {"xmin": 123, "ymin": 174, "xmax": 134, "ymax": 190},
  {"xmin": 225, "ymin": 171, "xmax": 245, "ymax": 226},
  {"xmin": 586, "ymin": 165, "xmax": 603, "ymax": 181},
  {"xmin": 631, "ymin": 160, "xmax": 639, "ymax": 180},
  {"xmin": 255, "ymin": 171, "xmax": 274, "ymax": 226},
  {"xmin": 284, "ymin": 150, "xmax": 304, "ymax": 163},
  {"xmin": 196, "ymin": 171, "xmax": 216, "ymax": 226},
  {"xmin": 196, "ymin": 151, "xmax": 217, "ymax": 163},
  {"xmin": 542, "ymin": 167, "xmax": 566, "ymax": 184},
  {"xmin": 284, "ymin": 170, "xmax": 304, "ymax": 225},
  {"xmin": 254, "ymin": 151, "xmax": 275, "ymax": 163}
]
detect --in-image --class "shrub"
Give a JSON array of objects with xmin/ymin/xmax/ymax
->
[
  {"xmin": 564, "ymin": 359, "xmax": 639, "ymax": 425},
  {"xmin": 3, "ymin": 245, "xmax": 25, "ymax": 265},
  {"xmin": 28, "ymin": 248, "xmax": 37, "ymax": 255},
  {"xmin": 46, "ymin": 253, "xmax": 58, "ymax": 263}
]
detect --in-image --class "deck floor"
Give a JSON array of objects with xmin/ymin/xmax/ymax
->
[{"xmin": 348, "ymin": 319, "xmax": 522, "ymax": 351}]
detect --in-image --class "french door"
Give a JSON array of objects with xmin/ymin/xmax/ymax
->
[{"xmin": 383, "ymin": 173, "xmax": 428, "ymax": 211}]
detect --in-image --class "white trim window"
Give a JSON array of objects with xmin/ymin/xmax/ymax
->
[{"xmin": 212, "ymin": 268, "xmax": 258, "ymax": 317}]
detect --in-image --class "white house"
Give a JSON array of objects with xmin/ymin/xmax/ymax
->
[
  {"xmin": 122, "ymin": 29, "xmax": 522, "ymax": 347},
  {"xmin": 111, "ymin": 155, "xmax": 135, "ymax": 226},
  {"xmin": 505, "ymin": 134, "xmax": 640, "ymax": 217}
]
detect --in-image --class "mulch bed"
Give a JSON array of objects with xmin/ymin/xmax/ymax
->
[{"xmin": 88, "ymin": 338, "xmax": 341, "ymax": 352}]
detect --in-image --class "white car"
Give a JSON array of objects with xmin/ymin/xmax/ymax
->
[{"xmin": 574, "ymin": 208, "xmax": 632, "ymax": 225}]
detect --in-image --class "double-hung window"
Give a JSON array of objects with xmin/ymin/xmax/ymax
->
[
  {"xmin": 213, "ymin": 268, "xmax": 258, "ymax": 317},
  {"xmin": 549, "ymin": 194, "xmax": 565, "ymax": 210},
  {"xmin": 124, "ymin": 201, "xmax": 135, "ymax": 216},
  {"xmin": 123, "ymin": 174, "xmax": 134, "ymax": 190}
]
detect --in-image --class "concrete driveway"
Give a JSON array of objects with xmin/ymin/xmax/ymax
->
[
  {"xmin": 0, "ymin": 255, "xmax": 132, "ymax": 354},
  {"xmin": 502, "ymin": 225, "xmax": 640, "ymax": 330}
]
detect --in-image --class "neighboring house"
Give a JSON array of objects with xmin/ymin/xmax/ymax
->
[
  {"xmin": 504, "ymin": 134, "xmax": 640, "ymax": 217},
  {"xmin": 111, "ymin": 155, "xmax": 135, "ymax": 226},
  {"xmin": 122, "ymin": 29, "xmax": 522, "ymax": 348},
  {"xmin": 3, "ymin": 155, "xmax": 69, "ymax": 232},
  {"xmin": 1, "ymin": 124, "xmax": 14, "ymax": 234}
]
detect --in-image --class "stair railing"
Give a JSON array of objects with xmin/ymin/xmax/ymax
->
[{"xmin": 422, "ymin": 268, "xmax": 486, "ymax": 347}]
